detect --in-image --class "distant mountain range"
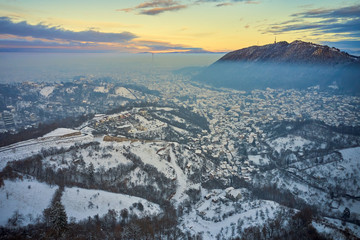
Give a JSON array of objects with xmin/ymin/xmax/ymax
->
[{"xmin": 196, "ymin": 40, "xmax": 360, "ymax": 94}]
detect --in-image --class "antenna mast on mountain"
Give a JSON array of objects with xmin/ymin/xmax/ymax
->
[{"xmin": 274, "ymin": 36, "xmax": 277, "ymax": 44}]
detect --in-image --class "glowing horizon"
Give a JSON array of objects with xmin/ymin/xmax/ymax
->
[{"xmin": 0, "ymin": 0, "xmax": 359, "ymax": 54}]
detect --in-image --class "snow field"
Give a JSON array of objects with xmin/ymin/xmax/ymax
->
[
  {"xmin": 39, "ymin": 86, "xmax": 55, "ymax": 97},
  {"xmin": 313, "ymin": 217, "xmax": 360, "ymax": 240},
  {"xmin": 269, "ymin": 135, "xmax": 313, "ymax": 153},
  {"xmin": 42, "ymin": 128, "xmax": 80, "ymax": 138},
  {"xmin": 43, "ymin": 141, "xmax": 133, "ymax": 171},
  {"xmin": 130, "ymin": 142, "xmax": 177, "ymax": 179},
  {"xmin": 172, "ymin": 125, "xmax": 189, "ymax": 134},
  {"xmin": 0, "ymin": 132, "xmax": 92, "ymax": 171},
  {"xmin": 0, "ymin": 178, "xmax": 58, "ymax": 226},
  {"xmin": 115, "ymin": 87, "xmax": 136, "ymax": 99},
  {"xmin": 248, "ymin": 154, "xmax": 270, "ymax": 166},
  {"xmin": 339, "ymin": 147, "xmax": 360, "ymax": 173},
  {"xmin": 62, "ymin": 187, "xmax": 161, "ymax": 222},
  {"xmin": 181, "ymin": 188, "xmax": 282, "ymax": 240},
  {"xmin": 94, "ymin": 86, "xmax": 108, "ymax": 93}
]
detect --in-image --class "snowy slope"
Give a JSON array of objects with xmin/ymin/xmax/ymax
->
[
  {"xmin": 181, "ymin": 188, "xmax": 283, "ymax": 239},
  {"xmin": 313, "ymin": 217, "xmax": 360, "ymax": 240},
  {"xmin": 301, "ymin": 148, "xmax": 360, "ymax": 196},
  {"xmin": 130, "ymin": 142, "xmax": 177, "ymax": 179},
  {"xmin": 0, "ymin": 178, "xmax": 58, "ymax": 226},
  {"xmin": 62, "ymin": 187, "xmax": 161, "ymax": 221},
  {"xmin": 115, "ymin": 87, "xmax": 136, "ymax": 99},
  {"xmin": 0, "ymin": 133, "xmax": 92, "ymax": 171},
  {"xmin": 339, "ymin": 147, "xmax": 360, "ymax": 168},
  {"xmin": 43, "ymin": 128, "xmax": 79, "ymax": 137},
  {"xmin": 269, "ymin": 135, "xmax": 313, "ymax": 152},
  {"xmin": 42, "ymin": 141, "xmax": 133, "ymax": 171}
]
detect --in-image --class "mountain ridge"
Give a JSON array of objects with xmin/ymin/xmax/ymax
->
[{"xmin": 217, "ymin": 40, "xmax": 360, "ymax": 65}]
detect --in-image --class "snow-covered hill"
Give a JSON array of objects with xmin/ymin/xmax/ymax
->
[{"xmin": 0, "ymin": 105, "xmax": 359, "ymax": 239}]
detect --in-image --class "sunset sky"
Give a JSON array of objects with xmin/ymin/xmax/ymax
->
[{"xmin": 0, "ymin": 0, "xmax": 359, "ymax": 54}]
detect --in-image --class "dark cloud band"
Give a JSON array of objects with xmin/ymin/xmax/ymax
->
[
  {"xmin": 0, "ymin": 17, "xmax": 137, "ymax": 42},
  {"xmin": 264, "ymin": 4, "xmax": 360, "ymax": 55},
  {"xmin": 266, "ymin": 4, "xmax": 360, "ymax": 37}
]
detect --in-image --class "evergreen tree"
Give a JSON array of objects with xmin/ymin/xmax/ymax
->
[
  {"xmin": 120, "ymin": 208, "xmax": 129, "ymax": 223},
  {"xmin": 342, "ymin": 207, "xmax": 350, "ymax": 220},
  {"xmin": 87, "ymin": 162, "xmax": 95, "ymax": 185},
  {"xmin": 121, "ymin": 223, "xmax": 141, "ymax": 240},
  {"xmin": 50, "ymin": 201, "xmax": 68, "ymax": 237}
]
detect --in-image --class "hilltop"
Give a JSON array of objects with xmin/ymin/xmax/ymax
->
[
  {"xmin": 196, "ymin": 40, "xmax": 360, "ymax": 94},
  {"xmin": 218, "ymin": 40, "xmax": 359, "ymax": 65}
]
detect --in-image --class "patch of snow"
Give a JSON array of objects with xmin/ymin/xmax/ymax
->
[
  {"xmin": 94, "ymin": 86, "xmax": 108, "ymax": 93},
  {"xmin": 248, "ymin": 155, "xmax": 270, "ymax": 166},
  {"xmin": 155, "ymin": 107, "xmax": 173, "ymax": 111},
  {"xmin": 308, "ymin": 85, "xmax": 320, "ymax": 90},
  {"xmin": 115, "ymin": 87, "xmax": 136, "ymax": 99},
  {"xmin": 172, "ymin": 125, "xmax": 188, "ymax": 134},
  {"xmin": 40, "ymin": 86, "xmax": 55, "ymax": 97}
]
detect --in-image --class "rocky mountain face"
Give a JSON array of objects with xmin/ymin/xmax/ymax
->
[
  {"xmin": 196, "ymin": 41, "xmax": 360, "ymax": 94},
  {"xmin": 218, "ymin": 40, "xmax": 359, "ymax": 65}
]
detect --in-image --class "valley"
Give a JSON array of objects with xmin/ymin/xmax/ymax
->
[{"xmin": 1, "ymin": 73, "xmax": 360, "ymax": 239}]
